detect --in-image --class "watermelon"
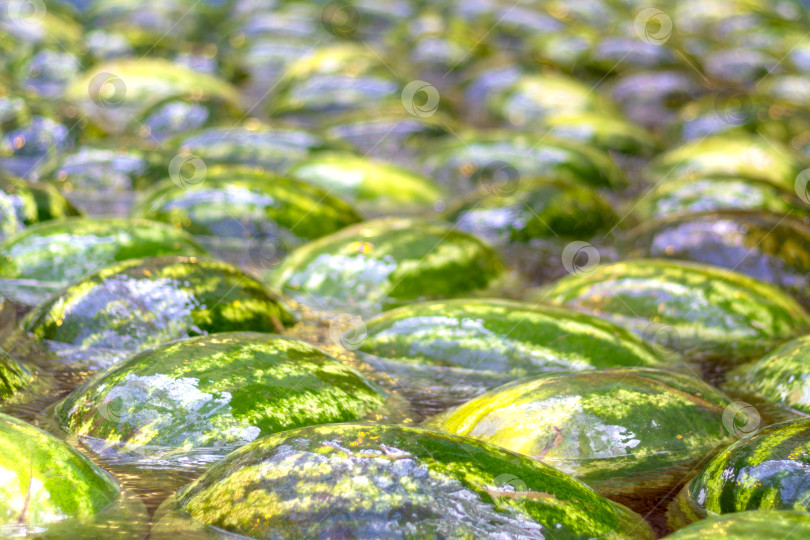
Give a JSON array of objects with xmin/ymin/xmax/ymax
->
[
  {"xmin": 269, "ymin": 44, "xmax": 400, "ymax": 122},
  {"xmin": 448, "ymin": 179, "xmax": 618, "ymax": 243},
  {"xmin": 423, "ymin": 132, "xmax": 626, "ymax": 194},
  {"xmin": 359, "ymin": 299, "xmax": 663, "ymax": 376},
  {"xmin": 664, "ymin": 510, "xmax": 810, "ymax": 539},
  {"xmin": 132, "ymin": 165, "xmax": 362, "ymax": 244},
  {"xmin": 0, "ymin": 413, "xmax": 118, "ymax": 531},
  {"xmin": 0, "ymin": 175, "xmax": 81, "ymax": 236},
  {"xmin": 57, "ymin": 332, "xmax": 387, "ymax": 460},
  {"xmin": 632, "ymin": 176, "xmax": 810, "ymax": 220},
  {"xmin": 0, "ymin": 117, "xmax": 72, "ymax": 179},
  {"xmin": 269, "ymin": 218, "xmax": 505, "ymax": 315},
  {"xmin": 726, "ymin": 334, "xmax": 810, "ymax": 417},
  {"xmin": 288, "ymin": 152, "xmax": 445, "ymax": 215},
  {"xmin": 426, "ymin": 367, "xmax": 735, "ymax": 501},
  {"xmin": 85, "ymin": 0, "xmax": 206, "ymax": 53},
  {"xmin": 543, "ymin": 112, "xmax": 658, "ymax": 155},
  {"xmin": 36, "ymin": 146, "xmax": 162, "ymax": 193},
  {"xmin": 0, "ymin": 218, "xmax": 208, "ymax": 305},
  {"xmin": 669, "ymin": 417, "xmax": 810, "ymax": 529},
  {"xmin": 23, "ymin": 256, "xmax": 296, "ymax": 368},
  {"xmin": 173, "ymin": 126, "xmax": 334, "ymax": 172},
  {"xmin": 541, "ymin": 259, "xmax": 810, "ymax": 364},
  {"xmin": 34, "ymin": 146, "xmax": 165, "ymax": 216},
  {"xmin": 486, "ymin": 72, "xmax": 615, "ymax": 127},
  {"xmin": 622, "ymin": 211, "xmax": 810, "ymax": 307},
  {"xmin": 323, "ymin": 108, "xmax": 448, "ymax": 162},
  {"xmin": 151, "ymin": 423, "xmax": 653, "ymax": 539},
  {"xmin": 65, "ymin": 58, "xmax": 242, "ymax": 134},
  {"xmin": 609, "ymin": 71, "xmax": 702, "ymax": 131},
  {"xmin": 646, "ymin": 135, "xmax": 803, "ymax": 191}
]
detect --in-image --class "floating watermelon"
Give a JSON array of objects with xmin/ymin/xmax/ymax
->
[
  {"xmin": 152, "ymin": 423, "xmax": 653, "ymax": 539},
  {"xmin": 57, "ymin": 332, "xmax": 388, "ymax": 461},
  {"xmin": 669, "ymin": 417, "xmax": 810, "ymax": 529},
  {"xmin": 426, "ymin": 367, "xmax": 735, "ymax": 501},
  {"xmin": 24, "ymin": 256, "xmax": 296, "ymax": 368}
]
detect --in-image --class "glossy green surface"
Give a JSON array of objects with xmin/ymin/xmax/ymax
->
[
  {"xmin": 647, "ymin": 135, "xmax": 804, "ymax": 191},
  {"xmin": 623, "ymin": 211, "xmax": 810, "ymax": 306},
  {"xmin": 542, "ymin": 259, "xmax": 810, "ymax": 363},
  {"xmin": 664, "ymin": 510, "xmax": 810, "ymax": 539},
  {"xmin": 65, "ymin": 58, "xmax": 241, "ymax": 131},
  {"xmin": 175, "ymin": 127, "xmax": 331, "ymax": 172},
  {"xmin": 0, "ymin": 413, "xmax": 118, "ymax": 529},
  {"xmin": 633, "ymin": 176, "xmax": 810, "ymax": 220},
  {"xmin": 449, "ymin": 180, "xmax": 618, "ymax": 243},
  {"xmin": 24, "ymin": 256, "xmax": 296, "ymax": 367},
  {"xmin": 269, "ymin": 218, "xmax": 505, "ymax": 314},
  {"xmin": 322, "ymin": 109, "xmax": 448, "ymax": 160},
  {"xmin": 427, "ymin": 367, "xmax": 734, "ymax": 497},
  {"xmin": 269, "ymin": 45, "xmax": 399, "ymax": 120},
  {"xmin": 670, "ymin": 417, "xmax": 810, "ymax": 528},
  {"xmin": 0, "ymin": 348, "xmax": 31, "ymax": 402},
  {"xmin": 360, "ymin": 299, "xmax": 662, "ymax": 376},
  {"xmin": 288, "ymin": 152, "xmax": 444, "ymax": 213},
  {"xmin": 37, "ymin": 147, "xmax": 161, "ymax": 193},
  {"xmin": 85, "ymin": 0, "xmax": 207, "ymax": 52},
  {"xmin": 727, "ymin": 334, "xmax": 810, "ymax": 415},
  {"xmin": 0, "ymin": 175, "xmax": 81, "ymax": 237},
  {"xmin": 57, "ymin": 333, "xmax": 386, "ymax": 453},
  {"xmin": 0, "ymin": 218, "xmax": 208, "ymax": 285},
  {"xmin": 424, "ymin": 133, "xmax": 626, "ymax": 193},
  {"xmin": 153, "ymin": 424, "xmax": 653, "ymax": 539},
  {"xmin": 544, "ymin": 112, "xmax": 658, "ymax": 155},
  {"xmin": 132, "ymin": 165, "xmax": 362, "ymax": 242},
  {"xmin": 487, "ymin": 73, "xmax": 614, "ymax": 127}
]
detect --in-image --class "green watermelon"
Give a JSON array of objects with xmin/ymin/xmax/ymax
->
[
  {"xmin": 0, "ymin": 218, "xmax": 208, "ymax": 305},
  {"xmin": 486, "ymin": 72, "xmax": 615, "ymax": 127},
  {"xmin": 426, "ymin": 367, "xmax": 735, "ymax": 501},
  {"xmin": 269, "ymin": 44, "xmax": 400, "ymax": 121},
  {"xmin": 544, "ymin": 112, "xmax": 659, "ymax": 156},
  {"xmin": 288, "ymin": 152, "xmax": 445, "ymax": 214},
  {"xmin": 132, "ymin": 165, "xmax": 362, "ymax": 242},
  {"xmin": 359, "ymin": 299, "xmax": 663, "ymax": 376},
  {"xmin": 541, "ymin": 259, "xmax": 810, "ymax": 364},
  {"xmin": 726, "ymin": 334, "xmax": 810, "ymax": 416},
  {"xmin": 0, "ymin": 116, "xmax": 72, "ymax": 179},
  {"xmin": 65, "ymin": 58, "xmax": 242, "ymax": 134},
  {"xmin": 322, "ymin": 107, "xmax": 449, "ymax": 161},
  {"xmin": 669, "ymin": 417, "xmax": 810, "ymax": 529},
  {"xmin": 0, "ymin": 175, "xmax": 81, "ymax": 238},
  {"xmin": 622, "ymin": 211, "xmax": 810, "ymax": 308},
  {"xmin": 0, "ymin": 413, "xmax": 118, "ymax": 530},
  {"xmin": 174, "ymin": 126, "xmax": 334, "ymax": 172},
  {"xmin": 269, "ymin": 218, "xmax": 505, "ymax": 315},
  {"xmin": 646, "ymin": 135, "xmax": 803, "ymax": 191},
  {"xmin": 36, "ymin": 146, "xmax": 163, "ymax": 194},
  {"xmin": 57, "ymin": 332, "xmax": 387, "ymax": 458},
  {"xmin": 632, "ymin": 176, "xmax": 810, "ymax": 220},
  {"xmin": 423, "ymin": 132, "xmax": 626, "ymax": 194},
  {"xmin": 151, "ymin": 423, "xmax": 653, "ymax": 539},
  {"xmin": 448, "ymin": 179, "xmax": 618, "ymax": 243},
  {"xmin": 23, "ymin": 256, "xmax": 296, "ymax": 368},
  {"xmin": 664, "ymin": 510, "xmax": 810, "ymax": 539},
  {"xmin": 84, "ymin": 0, "xmax": 206, "ymax": 53}
]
